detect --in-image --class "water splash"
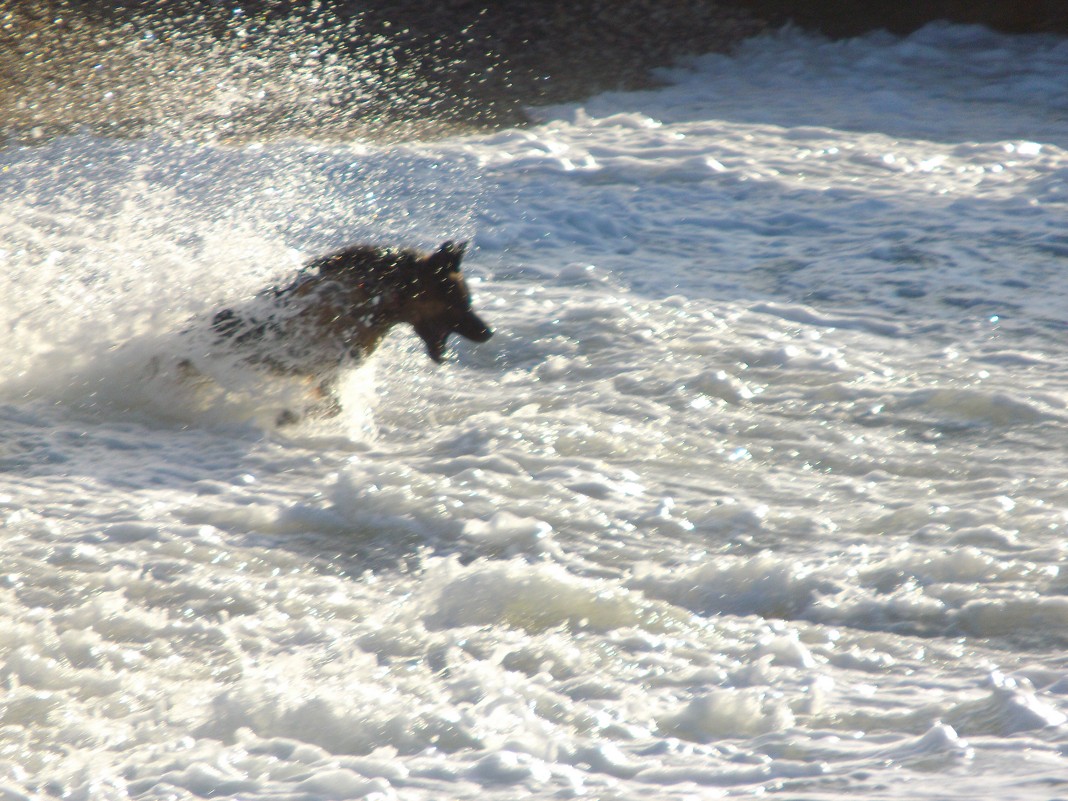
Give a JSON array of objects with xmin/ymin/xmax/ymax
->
[{"xmin": 0, "ymin": 0, "xmax": 518, "ymax": 144}]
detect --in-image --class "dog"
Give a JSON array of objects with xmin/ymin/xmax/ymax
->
[{"xmin": 189, "ymin": 240, "xmax": 492, "ymax": 421}]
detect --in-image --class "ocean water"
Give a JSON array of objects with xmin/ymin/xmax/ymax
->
[{"xmin": 2, "ymin": 20, "xmax": 1068, "ymax": 800}]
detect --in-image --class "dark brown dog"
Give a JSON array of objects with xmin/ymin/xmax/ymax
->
[{"xmin": 204, "ymin": 240, "xmax": 492, "ymax": 418}]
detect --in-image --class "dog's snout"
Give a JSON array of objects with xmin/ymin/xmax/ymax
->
[{"xmin": 455, "ymin": 311, "xmax": 493, "ymax": 343}]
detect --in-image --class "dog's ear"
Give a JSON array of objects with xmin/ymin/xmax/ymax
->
[{"xmin": 428, "ymin": 240, "xmax": 467, "ymax": 273}]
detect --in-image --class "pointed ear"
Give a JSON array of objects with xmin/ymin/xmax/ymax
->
[{"xmin": 429, "ymin": 240, "xmax": 467, "ymax": 272}]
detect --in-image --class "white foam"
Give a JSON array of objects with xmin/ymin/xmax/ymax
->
[
  {"xmin": 945, "ymin": 672, "xmax": 1068, "ymax": 735},
  {"xmin": 3, "ymin": 18, "xmax": 1068, "ymax": 801},
  {"xmin": 662, "ymin": 689, "xmax": 797, "ymax": 741},
  {"xmin": 423, "ymin": 558, "xmax": 678, "ymax": 633}
]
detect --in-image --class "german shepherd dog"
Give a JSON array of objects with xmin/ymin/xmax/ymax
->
[{"xmin": 196, "ymin": 240, "xmax": 492, "ymax": 421}]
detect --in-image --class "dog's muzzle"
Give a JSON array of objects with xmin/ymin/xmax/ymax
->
[
  {"xmin": 454, "ymin": 311, "xmax": 493, "ymax": 343},
  {"xmin": 416, "ymin": 311, "xmax": 493, "ymax": 363}
]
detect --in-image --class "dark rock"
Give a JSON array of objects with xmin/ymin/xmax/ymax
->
[{"xmin": 733, "ymin": 0, "xmax": 1068, "ymax": 37}]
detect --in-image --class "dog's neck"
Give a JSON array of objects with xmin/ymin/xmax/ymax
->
[
  {"xmin": 338, "ymin": 271, "xmax": 427, "ymax": 356},
  {"xmin": 352, "ymin": 269, "xmax": 419, "ymax": 320}
]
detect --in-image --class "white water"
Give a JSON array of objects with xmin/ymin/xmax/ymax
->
[{"xmin": 2, "ymin": 21, "xmax": 1068, "ymax": 800}]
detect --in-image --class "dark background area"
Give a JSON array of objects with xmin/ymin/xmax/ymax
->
[
  {"xmin": 2, "ymin": 1, "xmax": 1065, "ymax": 142},
  {"xmin": 739, "ymin": 0, "xmax": 1068, "ymax": 36}
]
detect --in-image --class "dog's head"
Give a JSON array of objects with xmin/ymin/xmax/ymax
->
[{"xmin": 409, "ymin": 241, "xmax": 493, "ymax": 364}]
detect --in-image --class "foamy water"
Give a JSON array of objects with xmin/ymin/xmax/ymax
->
[{"xmin": 2, "ymin": 22, "xmax": 1068, "ymax": 800}]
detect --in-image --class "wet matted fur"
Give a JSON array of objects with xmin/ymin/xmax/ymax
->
[{"xmin": 198, "ymin": 240, "xmax": 493, "ymax": 419}]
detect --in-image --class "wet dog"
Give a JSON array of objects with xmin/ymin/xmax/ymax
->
[{"xmin": 189, "ymin": 240, "xmax": 492, "ymax": 421}]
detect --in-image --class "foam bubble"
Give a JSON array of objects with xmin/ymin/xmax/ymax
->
[
  {"xmin": 945, "ymin": 672, "xmax": 1068, "ymax": 735},
  {"xmin": 662, "ymin": 689, "xmax": 797, "ymax": 741},
  {"xmin": 423, "ymin": 558, "xmax": 681, "ymax": 634}
]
